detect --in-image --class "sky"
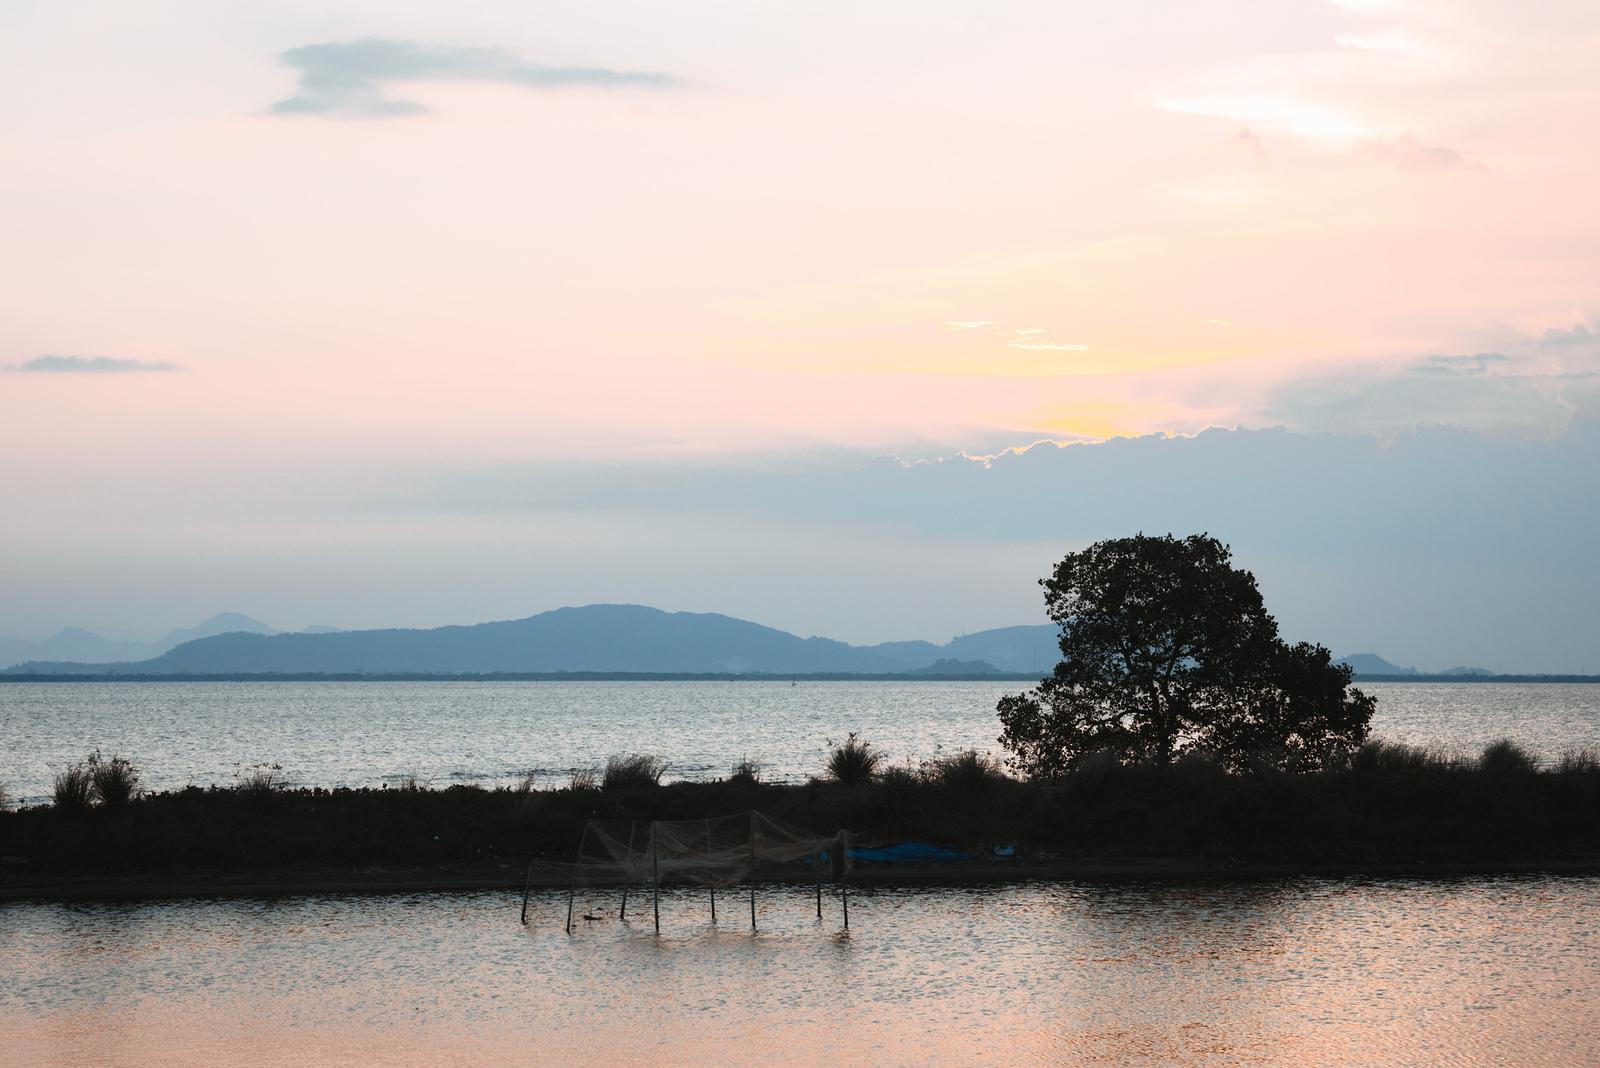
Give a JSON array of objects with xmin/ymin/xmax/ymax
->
[{"xmin": 1, "ymin": 0, "xmax": 1597, "ymax": 671}]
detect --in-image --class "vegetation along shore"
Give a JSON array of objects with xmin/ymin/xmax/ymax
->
[{"xmin": 3, "ymin": 737, "xmax": 1598, "ymax": 901}]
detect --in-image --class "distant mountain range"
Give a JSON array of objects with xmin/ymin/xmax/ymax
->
[
  {"xmin": 1334, "ymin": 653, "xmax": 1492, "ymax": 677},
  {"xmin": 0, "ymin": 613, "xmax": 283, "ymax": 670},
  {"xmin": 2, "ymin": 605, "xmax": 1061, "ymax": 677},
  {"xmin": 0, "ymin": 607, "xmax": 1501, "ymax": 678}
]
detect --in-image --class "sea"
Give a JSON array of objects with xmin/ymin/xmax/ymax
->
[
  {"xmin": 3, "ymin": 680, "xmax": 1597, "ymax": 1065},
  {"xmin": 2, "ymin": 878, "xmax": 1596, "ymax": 1065}
]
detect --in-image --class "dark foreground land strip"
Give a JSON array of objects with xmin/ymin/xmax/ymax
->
[{"xmin": 6, "ymin": 858, "xmax": 1599, "ymax": 903}]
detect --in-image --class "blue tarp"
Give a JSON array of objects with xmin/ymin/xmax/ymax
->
[{"xmin": 847, "ymin": 842, "xmax": 970, "ymax": 863}]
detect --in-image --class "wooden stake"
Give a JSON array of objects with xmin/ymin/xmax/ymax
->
[
  {"xmin": 652, "ymin": 822, "xmax": 661, "ymax": 933},
  {"xmin": 565, "ymin": 822, "xmax": 586, "ymax": 933},
  {"xmin": 748, "ymin": 810, "xmax": 758, "ymax": 929},
  {"xmin": 520, "ymin": 857, "xmax": 537, "ymax": 926},
  {"xmin": 620, "ymin": 820, "xmax": 636, "ymax": 921},
  {"xmin": 841, "ymin": 829, "xmax": 850, "ymax": 930},
  {"xmin": 706, "ymin": 817, "xmax": 716, "ymax": 923}
]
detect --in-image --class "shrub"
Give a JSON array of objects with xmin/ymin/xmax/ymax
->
[
  {"xmin": 1351, "ymin": 739, "xmax": 1457, "ymax": 775},
  {"xmin": 826, "ymin": 733, "xmax": 883, "ymax": 786},
  {"xmin": 728, "ymin": 757, "xmax": 762, "ymax": 785},
  {"xmin": 602, "ymin": 754, "xmax": 665, "ymax": 792},
  {"xmin": 1062, "ymin": 747, "xmax": 1122, "ymax": 788},
  {"xmin": 395, "ymin": 771, "xmax": 429, "ymax": 791},
  {"xmin": 1556, "ymin": 748, "xmax": 1599, "ymax": 775},
  {"xmin": 53, "ymin": 762, "xmax": 95, "ymax": 812},
  {"xmin": 237, "ymin": 762, "xmax": 286, "ymax": 796},
  {"xmin": 511, "ymin": 770, "xmax": 542, "ymax": 826},
  {"xmin": 924, "ymin": 749, "xmax": 1003, "ymax": 793},
  {"xmin": 88, "ymin": 751, "xmax": 141, "ymax": 807},
  {"xmin": 1479, "ymin": 738, "xmax": 1538, "ymax": 775}
]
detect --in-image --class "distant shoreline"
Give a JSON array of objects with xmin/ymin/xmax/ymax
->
[{"xmin": 2, "ymin": 671, "xmax": 1599, "ymax": 683}]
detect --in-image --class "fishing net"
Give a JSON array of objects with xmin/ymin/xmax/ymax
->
[{"xmin": 525, "ymin": 810, "xmax": 853, "ymax": 930}]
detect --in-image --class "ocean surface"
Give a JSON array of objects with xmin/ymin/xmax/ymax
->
[
  {"xmin": 3, "ymin": 877, "xmax": 1597, "ymax": 1066},
  {"xmin": 2, "ymin": 680, "xmax": 1597, "ymax": 806}
]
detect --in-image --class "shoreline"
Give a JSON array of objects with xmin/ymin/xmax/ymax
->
[{"xmin": 6, "ymin": 856, "xmax": 1600, "ymax": 903}]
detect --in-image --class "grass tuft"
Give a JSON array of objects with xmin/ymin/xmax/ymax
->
[
  {"xmin": 1351, "ymin": 739, "xmax": 1458, "ymax": 774},
  {"xmin": 602, "ymin": 754, "xmax": 665, "ymax": 792},
  {"xmin": 826, "ymin": 733, "xmax": 883, "ymax": 786},
  {"xmin": 727, "ymin": 757, "xmax": 762, "ymax": 785},
  {"xmin": 567, "ymin": 767, "xmax": 599, "ymax": 792},
  {"xmin": 88, "ymin": 751, "xmax": 141, "ymax": 807},
  {"xmin": 1556, "ymin": 748, "xmax": 1599, "ymax": 775},
  {"xmin": 923, "ymin": 749, "xmax": 1003, "ymax": 793},
  {"xmin": 236, "ymin": 762, "xmax": 286, "ymax": 796},
  {"xmin": 52, "ymin": 762, "xmax": 95, "ymax": 812}
]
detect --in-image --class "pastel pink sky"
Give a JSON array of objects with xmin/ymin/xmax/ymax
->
[{"xmin": 2, "ymin": 0, "xmax": 1598, "ymax": 662}]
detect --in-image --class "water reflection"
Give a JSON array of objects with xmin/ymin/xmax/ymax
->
[{"xmin": 2, "ymin": 877, "xmax": 1597, "ymax": 1065}]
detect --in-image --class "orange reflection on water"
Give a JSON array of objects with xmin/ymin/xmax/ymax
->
[{"xmin": 3, "ymin": 879, "xmax": 1597, "ymax": 1066}]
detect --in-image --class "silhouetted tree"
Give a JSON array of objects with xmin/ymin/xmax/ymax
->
[{"xmin": 998, "ymin": 534, "xmax": 1373, "ymax": 776}]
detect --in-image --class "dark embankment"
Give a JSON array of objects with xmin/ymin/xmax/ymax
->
[{"xmin": 3, "ymin": 742, "xmax": 1598, "ymax": 900}]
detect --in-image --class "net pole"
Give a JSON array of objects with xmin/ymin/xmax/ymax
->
[
  {"xmin": 619, "ymin": 820, "xmax": 636, "ymax": 921},
  {"xmin": 520, "ymin": 856, "xmax": 536, "ymax": 926},
  {"xmin": 748, "ymin": 810, "xmax": 757, "ymax": 930},
  {"xmin": 815, "ymin": 851, "xmax": 822, "ymax": 920},
  {"xmin": 706, "ymin": 817, "xmax": 716, "ymax": 923},
  {"xmin": 567, "ymin": 822, "xmax": 586, "ymax": 935},
  {"xmin": 841, "ymin": 829, "xmax": 850, "ymax": 930},
  {"xmin": 652, "ymin": 821, "xmax": 661, "ymax": 934}
]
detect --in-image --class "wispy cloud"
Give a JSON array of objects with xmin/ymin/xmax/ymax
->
[
  {"xmin": 268, "ymin": 38, "xmax": 683, "ymax": 118},
  {"xmin": 11, "ymin": 355, "xmax": 180, "ymax": 373},
  {"xmin": 1416, "ymin": 352, "xmax": 1514, "ymax": 376},
  {"xmin": 1008, "ymin": 341, "xmax": 1090, "ymax": 352},
  {"xmin": 1335, "ymin": 28, "xmax": 1432, "ymax": 57},
  {"xmin": 1358, "ymin": 131, "xmax": 1473, "ymax": 170}
]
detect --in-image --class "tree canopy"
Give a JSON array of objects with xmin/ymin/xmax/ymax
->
[{"xmin": 997, "ymin": 533, "xmax": 1373, "ymax": 776}]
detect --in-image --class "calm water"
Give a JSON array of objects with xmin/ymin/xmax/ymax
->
[
  {"xmin": 2, "ymin": 681, "xmax": 1598, "ymax": 805},
  {"xmin": 2, "ymin": 877, "xmax": 1596, "ymax": 1066}
]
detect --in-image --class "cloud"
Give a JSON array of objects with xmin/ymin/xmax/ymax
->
[
  {"xmin": 1335, "ymin": 28, "xmax": 1432, "ymax": 57},
  {"xmin": 1008, "ymin": 341, "xmax": 1089, "ymax": 352},
  {"xmin": 11, "ymin": 355, "xmax": 179, "ymax": 373},
  {"xmin": 1358, "ymin": 131, "xmax": 1472, "ymax": 170},
  {"xmin": 1541, "ymin": 324, "xmax": 1598, "ymax": 349},
  {"xmin": 944, "ymin": 320, "xmax": 994, "ymax": 330},
  {"xmin": 1416, "ymin": 352, "xmax": 1515, "ymax": 376},
  {"xmin": 268, "ymin": 38, "xmax": 683, "ymax": 118},
  {"xmin": 1264, "ymin": 353, "xmax": 1587, "ymax": 435}
]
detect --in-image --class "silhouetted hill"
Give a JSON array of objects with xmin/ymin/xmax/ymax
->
[
  {"xmin": 6, "ymin": 605, "xmax": 1058, "ymax": 677},
  {"xmin": 1337, "ymin": 653, "xmax": 1420, "ymax": 676},
  {"xmin": 909, "ymin": 658, "xmax": 1001, "ymax": 676},
  {"xmin": 0, "ymin": 612, "xmax": 277, "ymax": 669}
]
